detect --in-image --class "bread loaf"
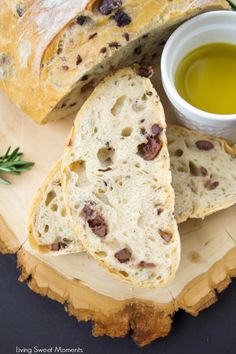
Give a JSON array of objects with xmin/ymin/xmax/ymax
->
[
  {"xmin": 0, "ymin": 0, "xmax": 229, "ymax": 123},
  {"xmin": 28, "ymin": 161, "xmax": 83, "ymax": 255},
  {"xmin": 61, "ymin": 68, "xmax": 180, "ymax": 288},
  {"xmin": 168, "ymin": 125, "xmax": 236, "ymax": 223}
]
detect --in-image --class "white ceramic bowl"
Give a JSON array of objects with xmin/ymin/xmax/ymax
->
[{"xmin": 161, "ymin": 11, "xmax": 236, "ymax": 143}]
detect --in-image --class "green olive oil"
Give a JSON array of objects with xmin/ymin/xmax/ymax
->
[{"xmin": 175, "ymin": 43, "xmax": 236, "ymax": 114}]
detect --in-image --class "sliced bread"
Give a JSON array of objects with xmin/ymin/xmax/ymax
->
[
  {"xmin": 168, "ymin": 125, "xmax": 236, "ymax": 223},
  {"xmin": 28, "ymin": 161, "xmax": 84, "ymax": 255},
  {"xmin": 62, "ymin": 68, "xmax": 180, "ymax": 288}
]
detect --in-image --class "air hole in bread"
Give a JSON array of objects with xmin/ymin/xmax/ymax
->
[
  {"xmin": 97, "ymin": 147, "xmax": 115, "ymax": 167},
  {"xmin": 119, "ymin": 271, "xmax": 129, "ymax": 278},
  {"xmin": 94, "ymin": 191, "xmax": 110, "ymax": 206},
  {"xmin": 132, "ymin": 99, "xmax": 145, "ymax": 112},
  {"xmin": 94, "ymin": 127, "xmax": 98, "ymax": 134},
  {"xmin": 177, "ymin": 164, "xmax": 188, "ymax": 173},
  {"xmin": 44, "ymin": 225, "xmax": 49, "ymax": 233},
  {"xmin": 121, "ymin": 127, "xmax": 133, "ymax": 137},
  {"xmin": 189, "ymin": 180, "xmax": 197, "ymax": 194},
  {"xmin": 168, "ymin": 139, "xmax": 174, "ymax": 145},
  {"xmin": 95, "ymin": 251, "xmax": 107, "ymax": 257},
  {"xmin": 69, "ymin": 160, "xmax": 89, "ymax": 187},
  {"xmin": 185, "ymin": 139, "xmax": 191, "ymax": 148},
  {"xmin": 141, "ymin": 94, "xmax": 148, "ymax": 101},
  {"xmin": 45, "ymin": 191, "xmax": 56, "ymax": 206},
  {"xmin": 61, "ymin": 209, "xmax": 66, "ymax": 217},
  {"xmin": 189, "ymin": 161, "xmax": 201, "ymax": 176},
  {"xmin": 111, "ymin": 95, "xmax": 127, "ymax": 116},
  {"xmin": 175, "ymin": 149, "xmax": 183, "ymax": 157},
  {"xmin": 80, "ymin": 81, "xmax": 95, "ymax": 94},
  {"xmin": 135, "ymin": 163, "xmax": 140, "ymax": 168},
  {"xmin": 51, "ymin": 203, "xmax": 58, "ymax": 212},
  {"xmin": 157, "ymin": 208, "xmax": 164, "ymax": 215},
  {"xmin": 137, "ymin": 216, "xmax": 143, "ymax": 227}
]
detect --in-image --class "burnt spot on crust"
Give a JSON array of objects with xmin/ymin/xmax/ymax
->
[
  {"xmin": 111, "ymin": 10, "xmax": 132, "ymax": 27},
  {"xmin": 0, "ymin": 53, "xmax": 7, "ymax": 64},
  {"xmin": 83, "ymin": 204, "xmax": 107, "ymax": 237},
  {"xmin": 16, "ymin": 5, "xmax": 25, "ymax": 17},
  {"xmin": 109, "ymin": 42, "xmax": 121, "ymax": 49},
  {"xmin": 114, "ymin": 248, "xmax": 132, "ymax": 263},
  {"xmin": 88, "ymin": 32, "xmax": 98, "ymax": 40},
  {"xmin": 57, "ymin": 40, "xmax": 64, "ymax": 55},
  {"xmin": 67, "ymin": 138, "xmax": 73, "ymax": 147},
  {"xmin": 99, "ymin": 0, "xmax": 122, "ymax": 15},
  {"xmin": 134, "ymin": 46, "xmax": 142, "ymax": 55},
  {"xmin": 81, "ymin": 75, "xmax": 89, "ymax": 81},
  {"xmin": 123, "ymin": 33, "xmax": 130, "ymax": 41},
  {"xmin": 76, "ymin": 54, "xmax": 82, "ymax": 65},
  {"xmin": 100, "ymin": 47, "xmax": 107, "ymax": 53},
  {"xmin": 76, "ymin": 15, "xmax": 91, "ymax": 25}
]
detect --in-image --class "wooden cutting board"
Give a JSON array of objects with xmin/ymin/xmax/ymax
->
[{"xmin": 1, "ymin": 71, "xmax": 236, "ymax": 347}]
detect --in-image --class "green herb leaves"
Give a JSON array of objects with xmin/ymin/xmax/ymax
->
[{"xmin": 0, "ymin": 147, "xmax": 34, "ymax": 185}]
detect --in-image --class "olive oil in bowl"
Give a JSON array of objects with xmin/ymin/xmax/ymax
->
[{"xmin": 175, "ymin": 43, "xmax": 236, "ymax": 115}]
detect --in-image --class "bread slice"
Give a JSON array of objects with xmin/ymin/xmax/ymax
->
[
  {"xmin": 168, "ymin": 125, "xmax": 236, "ymax": 223},
  {"xmin": 62, "ymin": 68, "xmax": 180, "ymax": 288},
  {"xmin": 28, "ymin": 161, "xmax": 84, "ymax": 255}
]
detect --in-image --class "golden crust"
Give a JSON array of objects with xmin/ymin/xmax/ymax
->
[{"xmin": 0, "ymin": 0, "xmax": 229, "ymax": 123}]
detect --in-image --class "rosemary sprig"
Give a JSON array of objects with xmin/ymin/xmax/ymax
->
[
  {"xmin": 0, "ymin": 147, "xmax": 34, "ymax": 185},
  {"xmin": 228, "ymin": 0, "xmax": 236, "ymax": 10}
]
